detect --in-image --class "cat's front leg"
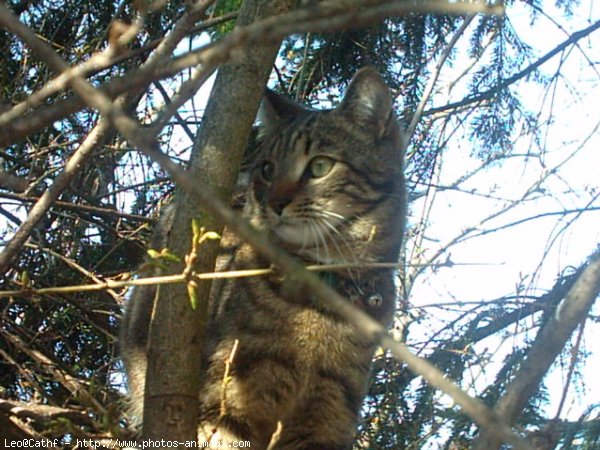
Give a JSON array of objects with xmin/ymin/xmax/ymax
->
[{"xmin": 198, "ymin": 336, "xmax": 302, "ymax": 449}]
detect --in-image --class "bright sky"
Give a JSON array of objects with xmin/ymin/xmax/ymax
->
[{"xmin": 407, "ymin": 0, "xmax": 599, "ymax": 426}]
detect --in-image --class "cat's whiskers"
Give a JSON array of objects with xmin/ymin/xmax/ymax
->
[
  {"xmin": 319, "ymin": 209, "xmax": 350, "ymax": 224},
  {"xmin": 296, "ymin": 217, "xmax": 311, "ymax": 255},
  {"xmin": 315, "ymin": 214, "xmax": 363, "ymax": 282},
  {"xmin": 304, "ymin": 219, "xmax": 321, "ymax": 261},
  {"xmin": 318, "ymin": 210, "xmax": 361, "ymax": 265},
  {"xmin": 311, "ymin": 217, "xmax": 335, "ymax": 264},
  {"xmin": 314, "ymin": 210, "xmax": 356, "ymax": 260}
]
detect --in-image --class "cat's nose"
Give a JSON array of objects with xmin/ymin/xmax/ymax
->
[{"xmin": 269, "ymin": 196, "xmax": 293, "ymax": 215}]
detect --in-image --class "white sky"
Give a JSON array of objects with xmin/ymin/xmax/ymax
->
[{"xmin": 407, "ymin": 0, "xmax": 600, "ymax": 426}]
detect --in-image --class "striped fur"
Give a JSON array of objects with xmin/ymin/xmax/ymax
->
[
  {"xmin": 121, "ymin": 68, "xmax": 406, "ymax": 449},
  {"xmin": 198, "ymin": 68, "xmax": 406, "ymax": 449}
]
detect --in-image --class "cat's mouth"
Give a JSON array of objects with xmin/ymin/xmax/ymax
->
[
  {"xmin": 273, "ymin": 222, "xmax": 318, "ymax": 247},
  {"xmin": 270, "ymin": 214, "xmax": 345, "ymax": 250},
  {"xmin": 259, "ymin": 203, "xmax": 349, "ymax": 256},
  {"xmin": 273, "ymin": 220, "xmax": 357, "ymax": 265}
]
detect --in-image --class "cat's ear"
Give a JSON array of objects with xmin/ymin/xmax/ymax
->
[
  {"xmin": 339, "ymin": 67, "xmax": 394, "ymax": 138},
  {"xmin": 258, "ymin": 89, "xmax": 308, "ymax": 136}
]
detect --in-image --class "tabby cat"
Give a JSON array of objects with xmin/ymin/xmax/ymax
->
[{"xmin": 120, "ymin": 67, "xmax": 406, "ymax": 449}]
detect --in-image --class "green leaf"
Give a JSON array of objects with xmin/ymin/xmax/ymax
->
[
  {"xmin": 187, "ymin": 282, "xmax": 198, "ymax": 310},
  {"xmin": 159, "ymin": 250, "xmax": 181, "ymax": 263},
  {"xmin": 147, "ymin": 249, "xmax": 161, "ymax": 259},
  {"xmin": 203, "ymin": 231, "xmax": 221, "ymax": 241},
  {"xmin": 192, "ymin": 218, "xmax": 202, "ymax": 241}
]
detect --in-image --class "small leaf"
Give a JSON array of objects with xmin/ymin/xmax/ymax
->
[
  {"xmin": 147, "ymin": 249, "xmax": 161, "ymax": 259},
  {"xmin": 159, "ymin": 250, "xmax": 181, "ymax": 263},
  {"xmin": 187, "ymin": 282, "xmax": 198, "ymax": 310},
  {"xmin": 147, "ymin": 248, "xmax": 180, "ymax": 263},
  {"xmin": 192, "ymin": 218, "xmax": 202, "ymax": 240},
  {"xmin": 203, "ymin": 231, "xmax": 221, "ymax": 241}
]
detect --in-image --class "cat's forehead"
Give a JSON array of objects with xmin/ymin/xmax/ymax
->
[{"xmin": 260, "ymin": 110, "xmax": 351, "ymax": 160}]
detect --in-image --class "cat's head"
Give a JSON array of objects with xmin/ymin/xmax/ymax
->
[{"xmin": 249, "ymin": 68, "xmax": 406, "ymax": 263}]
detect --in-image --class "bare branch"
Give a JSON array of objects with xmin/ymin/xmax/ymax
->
[
  {"xmin": 472, "ymin": 249, "xmax": 600, "ymax": 450},
  {"xmin": 0, "ymin": 329, "xmax": 107, "ymax": 417},
  {"xmin": 424, "ymin": 19, "xmax": 600, "ymax": 117},
  {"xmin": 0, "ymin": 192, "xmax": 154, "ymax": 223},
  {"xmin": 466, "ymin": 204, "xmax": 600, "ymax": 240},
  {"xmin": 166, "ymin": 0, "xmax": 503, "ymax": 78},
  {"xmin": 0, "ymin": 261, "xmax": 412, "ymax": 298},
  {"xmin": 0, "ymin": 0, "xmax": 503, "ymax": 147},
  {"xmin": 0, "ymin": 119, "xmax": 112, "ymax": 276}
]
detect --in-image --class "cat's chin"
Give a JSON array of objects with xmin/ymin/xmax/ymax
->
[
  {"xmin": 272, "ymin": 223, "xmax": 317, "ymax": 247},
  {"xmin": 271, "ymin": 224, "xmax": 347, "ymax": 264}
]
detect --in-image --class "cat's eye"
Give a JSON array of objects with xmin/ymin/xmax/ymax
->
[
  {"xmin": 261, "ymin": 161, "xmax": 276, "ymax": 181},
  {"xmin": 309, "ymin": 156, "xmax": 335, "ymax": 178}
]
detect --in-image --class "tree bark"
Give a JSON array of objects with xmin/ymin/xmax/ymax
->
[{"xmin": 142, "ymin": 0, "xmax": 296, "ymax": 442}]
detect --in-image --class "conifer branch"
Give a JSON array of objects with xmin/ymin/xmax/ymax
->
[{"xmin": 424, "ymin": 19, "xmax": 600, "ymax": 116}]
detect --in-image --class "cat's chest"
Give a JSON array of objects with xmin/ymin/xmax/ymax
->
[{"xmin": 286, "ymin": 306, "xmax": 370, "ymax": 370}]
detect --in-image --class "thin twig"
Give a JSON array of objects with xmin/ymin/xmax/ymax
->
[
  {"xmin": 219, "ymin": 339, "xmax": 239, "ymax": 418},
  {"xmin": 23, "ymin": 243, "xmax": 123, "ymax": 304},
  {"xmin": 0, "ymin": 260, "xmax": 491, "ymax": 298},
  {"xmin": 266, "ymin": 421, "xmax": 284, "ymax": 450},
  {"xmin": 554, "ymin": 322, "xmax": 585, "ymax": 420},
  {"xmin": 0, "ymin": 0, "xmax": 503, "ymax": 148},
  {"xmin": 0, "ymin": 192, "xmax": 154, "ymax": 223},
  {"xmin": 0, "ymin": 119, "xmax": 112, "ymax": 276},
  {"xmin": 407, "ymin": 15, "xmax": 475, "ymax": 141},
  {"xmin": 424, "ymin": 19, "xmax": 600, "ymax": 117}
]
